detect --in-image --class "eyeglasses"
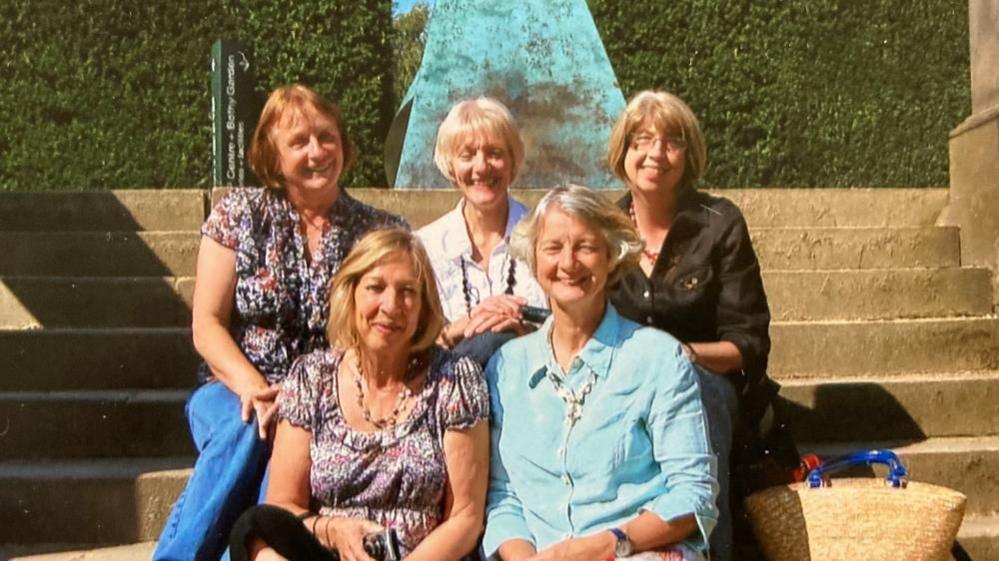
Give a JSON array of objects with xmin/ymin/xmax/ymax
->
[{"xmin": 630, "ymin": 133, "xmax": 687, "ymax": 152}]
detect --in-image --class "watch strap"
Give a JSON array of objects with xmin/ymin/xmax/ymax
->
[{"xmin": 609, "ymin": 527, "xmax": 632, "ymax": 556}]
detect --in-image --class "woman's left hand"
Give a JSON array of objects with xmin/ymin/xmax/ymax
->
[
  {"xmin": 240, "ymin": 383, "xmax": 282, "ymax": 440},
  {"xmin": 529, "ymin": 532, "xmax": 615, "ymax": 561},
  {"xmin": 464, "ymin": 294, "xmax": 529, "ymax": 338}
]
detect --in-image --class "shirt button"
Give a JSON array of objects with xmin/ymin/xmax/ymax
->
[
  {"xmin": 646, "ymin": 316, "xmax": 654, "ymax": 324},
  {"xmin": 643, "ymin": 289, "xmax": 650, "ymax": 299},
  {"xmin": 561, "ymin": 474, "xmax": 571, "ymax": 485},
  {"xmin": 558, "ymin": 446, "xmax": 566, "ymax": 457}
]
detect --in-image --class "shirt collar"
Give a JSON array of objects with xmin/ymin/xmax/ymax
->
[
  {"xmin": 441, "ymin": 195, "xmax": 528, "ymax": 260},
  {"xmin": 525, "ymin": 303, "xmax": 625, "ymax": 389}
]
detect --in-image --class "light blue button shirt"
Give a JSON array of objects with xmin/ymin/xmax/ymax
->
[{"xmin": 483, "ymin": 303, "xmax": 718, "ymax": 558}]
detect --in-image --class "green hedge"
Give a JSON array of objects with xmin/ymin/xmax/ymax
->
[
  {"xmin": 0, "ymin": 1, "xmax": 971, "ymax": 190},
  {"xmin": 589, "ymin": 0, "xmax": 970, "ymax": 187},
  {"xmin": 0, "ymin": 0, "xmax": 392, "ymax": 191}
]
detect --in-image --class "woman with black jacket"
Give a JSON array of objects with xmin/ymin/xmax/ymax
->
[{"xmin": 606, "ymin": 90, "xmax": 797, "ymax": 561}]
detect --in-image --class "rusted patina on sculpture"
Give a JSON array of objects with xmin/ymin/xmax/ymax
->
[{"xmin": 387, "ymin": 0, "xmax": 625, "ymax": 189}]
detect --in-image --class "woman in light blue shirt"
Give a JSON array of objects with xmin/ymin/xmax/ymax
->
[{"xmin": 484, "ymin": 185, "xmax": 718, "ymax": 561}]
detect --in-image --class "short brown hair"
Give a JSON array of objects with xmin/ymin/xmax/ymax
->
[
  {"xmin": 433, "ymin": 97, "xmax": 525, "ymax": 185},
  {"xmin": 607, "ymin": 90, "xmax": 707, "ymax": 191},
  {"xmin": 326, "ymin": 229, "xmax": 444, "ymax": 353},
  {"xmin": 249, "ymin": 84, "xmax": 356, "ymax": 189}
]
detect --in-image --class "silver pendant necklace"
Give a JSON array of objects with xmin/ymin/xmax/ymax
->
[{"xmin": 546, "ymin": 332, "xmax": 599, "ymax": 427}]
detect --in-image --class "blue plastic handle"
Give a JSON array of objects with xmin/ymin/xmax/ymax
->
[{"xmin": 806, "ymin": 449, "xmax": 909, "ymax": 489}]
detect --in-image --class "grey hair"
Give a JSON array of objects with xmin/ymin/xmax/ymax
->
[{"xmin": 510, "ymin": 184, "xmax": 643, "ymax": 286}]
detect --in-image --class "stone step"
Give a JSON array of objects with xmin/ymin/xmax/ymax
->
[
  {"xmin": 779, "ymin": 372, "xmax": 999, "ymax": 442},
  {"xmin": 770, "ymin": 317, "xmax": 999, "ymax": 378},
  {"xmin": 0, "ymin": 457, "xmax": 190, "ymax": 545},
  {"xmin": 0, "ymin": 190, "xmax": 206, "ymax": 232},
  {"xmin": 803, "ymin": 436, "xmax": 999, "ymax": 519},
  {"xmin": 956, "ymin": 514, "xmax": 999, "ymax": 561},
  {"xmin": 0, "ymin": 390, "xmax": 193, "ymax": 460},
  {"xmin": 2, "ymin": 438, "xmax": 993, "ymax": 551},
  {"xmin": 1, "ymin": 526, "xmax": 992, "ymax": 561},
  {"xmin": 0, "ymin": 542, "xmax": 156, "ymax": 561},
  {"xmin": 4, "ymin": 318, "xmax": 998, "ymax": 393},
  {"xmin": 347, "ymin": 187, "xmax": 949, "ymax": 229},
  {"xmin": 0, "ymin": 277, "xmax": 194, "ymax": 329},
  {"xmin": 0, "ymin": 188, "xmax": 944, "ymax": 235},
  {"xmin": 718, "ymin": 188, "xmax": 948, "ymax": 228},
  {"xmin": 764, "ymin": 268, "xmax": 994, "ymax": 321},
  {"xmin": 10, "ymin": 371, "xmax": 995, "ymax": 461},
  {"xmin": 752, "ymin": 226, "xmax": 960, "ymax": 270},
  {"xmin": 0, "ymin": 328, "xmax": 198, "ymax": 391},
  {"xmin": 0, "ymin": 267, "xmax": 986, "ymax": 330},
  {"xmin": 0, "ymin": 232, "xmax": 200, "ymax": 277},
  {"xmin": 0, "ymin": 227, "xmax": 959, "ymax": 280}
]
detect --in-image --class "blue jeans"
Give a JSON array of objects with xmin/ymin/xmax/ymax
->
[
  {"xmin": 153, "ymin": 381, "xmax": 270, "ymax": 561},
  {"xmin": 695, "ymin": 367, "xmax": 738, "ymax": 561},
  {"xmin": 452, "ymin": 330, "xmax": 518, "ymax": 368}
]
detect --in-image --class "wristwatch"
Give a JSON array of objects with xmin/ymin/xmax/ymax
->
[{"xmin": 608, "ymin": 527, "xmax": 633, "ymax": 557}]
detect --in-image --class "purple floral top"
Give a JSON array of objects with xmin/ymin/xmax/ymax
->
[
  {"xmin": 278, "ymin": 347, "xmax": 489, "ymax": 555},
  {"xmin": 197, "ymin": 187, "xmax": 407, "ymax": 384}
]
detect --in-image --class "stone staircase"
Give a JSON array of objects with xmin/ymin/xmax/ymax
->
[{"xmin": 0, "ymin": 188, "xmax": 996, "ymax": 560}]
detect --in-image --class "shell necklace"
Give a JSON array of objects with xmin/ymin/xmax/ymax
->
[{"xmin": 545, "ymin": 330, "xmax": 599, "ymax": 427}]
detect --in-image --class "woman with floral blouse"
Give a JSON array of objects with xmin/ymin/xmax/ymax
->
[
  {"xmin": 229, "ymin": 228, "xmax": 489, "ymax": 561},
  {"xmin": 153, "ymin": 84, "xmax": 405, "ymax": 561}
]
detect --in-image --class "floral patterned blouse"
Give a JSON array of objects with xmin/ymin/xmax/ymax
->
[
  {"xmin": 197, "ymin": 187, "xmax": 407, "ymax": 384},
  {"xmin": 278, "ymin": 347, "xmax": 489, "ymax": 556}
]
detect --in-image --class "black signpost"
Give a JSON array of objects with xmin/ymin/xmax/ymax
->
[{"xmin": 211, "ymin": 40, "xmax": 260, "ymax": 187}]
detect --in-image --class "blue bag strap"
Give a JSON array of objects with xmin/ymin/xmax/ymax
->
[{"xmin": 806, "ymin": 449, "xmax": 908, "ymax": 489}]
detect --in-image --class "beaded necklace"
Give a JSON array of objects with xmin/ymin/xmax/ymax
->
[
  {"xmin": 629, "ymin": 203, "xmax": 661, "ymax": 263},
  {"xmin": 352, "ymin": 351, "xmax": 426, "ymax": 429},
  {"xmin": 459, "ymin": 254, "xmax": 517, "ymax": 316}
]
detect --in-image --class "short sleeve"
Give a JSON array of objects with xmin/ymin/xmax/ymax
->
[
  {"xmin": 436, "ymin": 354, "xmax": 489, "ymax": 431},
  {"xmin": 201, "ymin": 188, "xmax": 253, "ymax": 249},
  {"xmin": 278, "ymin": 352, "xmax": 325, "ymax": 430}
]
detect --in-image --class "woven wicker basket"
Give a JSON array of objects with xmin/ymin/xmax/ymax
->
[{"xmin": 745, "ymin": 478, "xmax": 966, "ymax": 561}]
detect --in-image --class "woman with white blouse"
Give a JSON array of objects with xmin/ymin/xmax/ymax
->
[{"xmin": 416, "ymin": 98, "xmax": 547, "ymax": 363}]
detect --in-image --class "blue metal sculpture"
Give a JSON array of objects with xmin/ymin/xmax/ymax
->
[{"xmin": 387, "ymin": 0, "xmax": 625, "ymax": 189}]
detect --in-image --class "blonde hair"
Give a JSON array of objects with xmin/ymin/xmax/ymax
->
[
  {"xmin": 433, "ymin": 97, "xmax": 525, "ymax": 185},
  {"xmin": 249, "ymin": 84, "xmax": 356, "ymax": 189},
  {"xmin": 511, "ymin": 184, "xmax": 643, "ymax": 286},
  {"xmin": 607, "ymin": 90, "xmax": 707, "ymax": 191},
  {"xmin": 326, "ymin": 229, "xmax": 444, "ymax": 353}
]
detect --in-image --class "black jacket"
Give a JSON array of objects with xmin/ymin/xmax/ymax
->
[{"xmin": 609, "ymin": 187, "xmax": 778, "ymax": 425}]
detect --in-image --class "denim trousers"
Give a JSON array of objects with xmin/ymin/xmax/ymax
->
[
  {"xmin": 152, "ymin": 381, "xmax": 270, "ymax": 561},
  {"xmin": 694, "ymin": 368, "xmax": 738, "ymax": 561}
]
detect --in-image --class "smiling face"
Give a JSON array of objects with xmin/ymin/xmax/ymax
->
[
  {"xmin": 535, "ymin": 207, "xmax": 611, "ymax": 312},
  {"xmin": 271, "ymin": 105, "xmax": 344, "ymax": 197},
  {"xmin": 450, "ymin": 131, "xmax": 513, "ymax": 213},
  {"xmin": 624, "ymin": 119, "xmax": 687, "ymax": 197},
  {"xmin": 353, "ymin": 252, "xmax": 423, "ymax": 356}
]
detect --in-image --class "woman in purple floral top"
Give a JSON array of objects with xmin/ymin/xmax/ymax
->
[
  {"xmin": 154, "ymin": 85, "xmax": 405, "ymax": 561},
  {"xmin": 229, "ymin": 229, "xmax": 489, "ymax": 561}
]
